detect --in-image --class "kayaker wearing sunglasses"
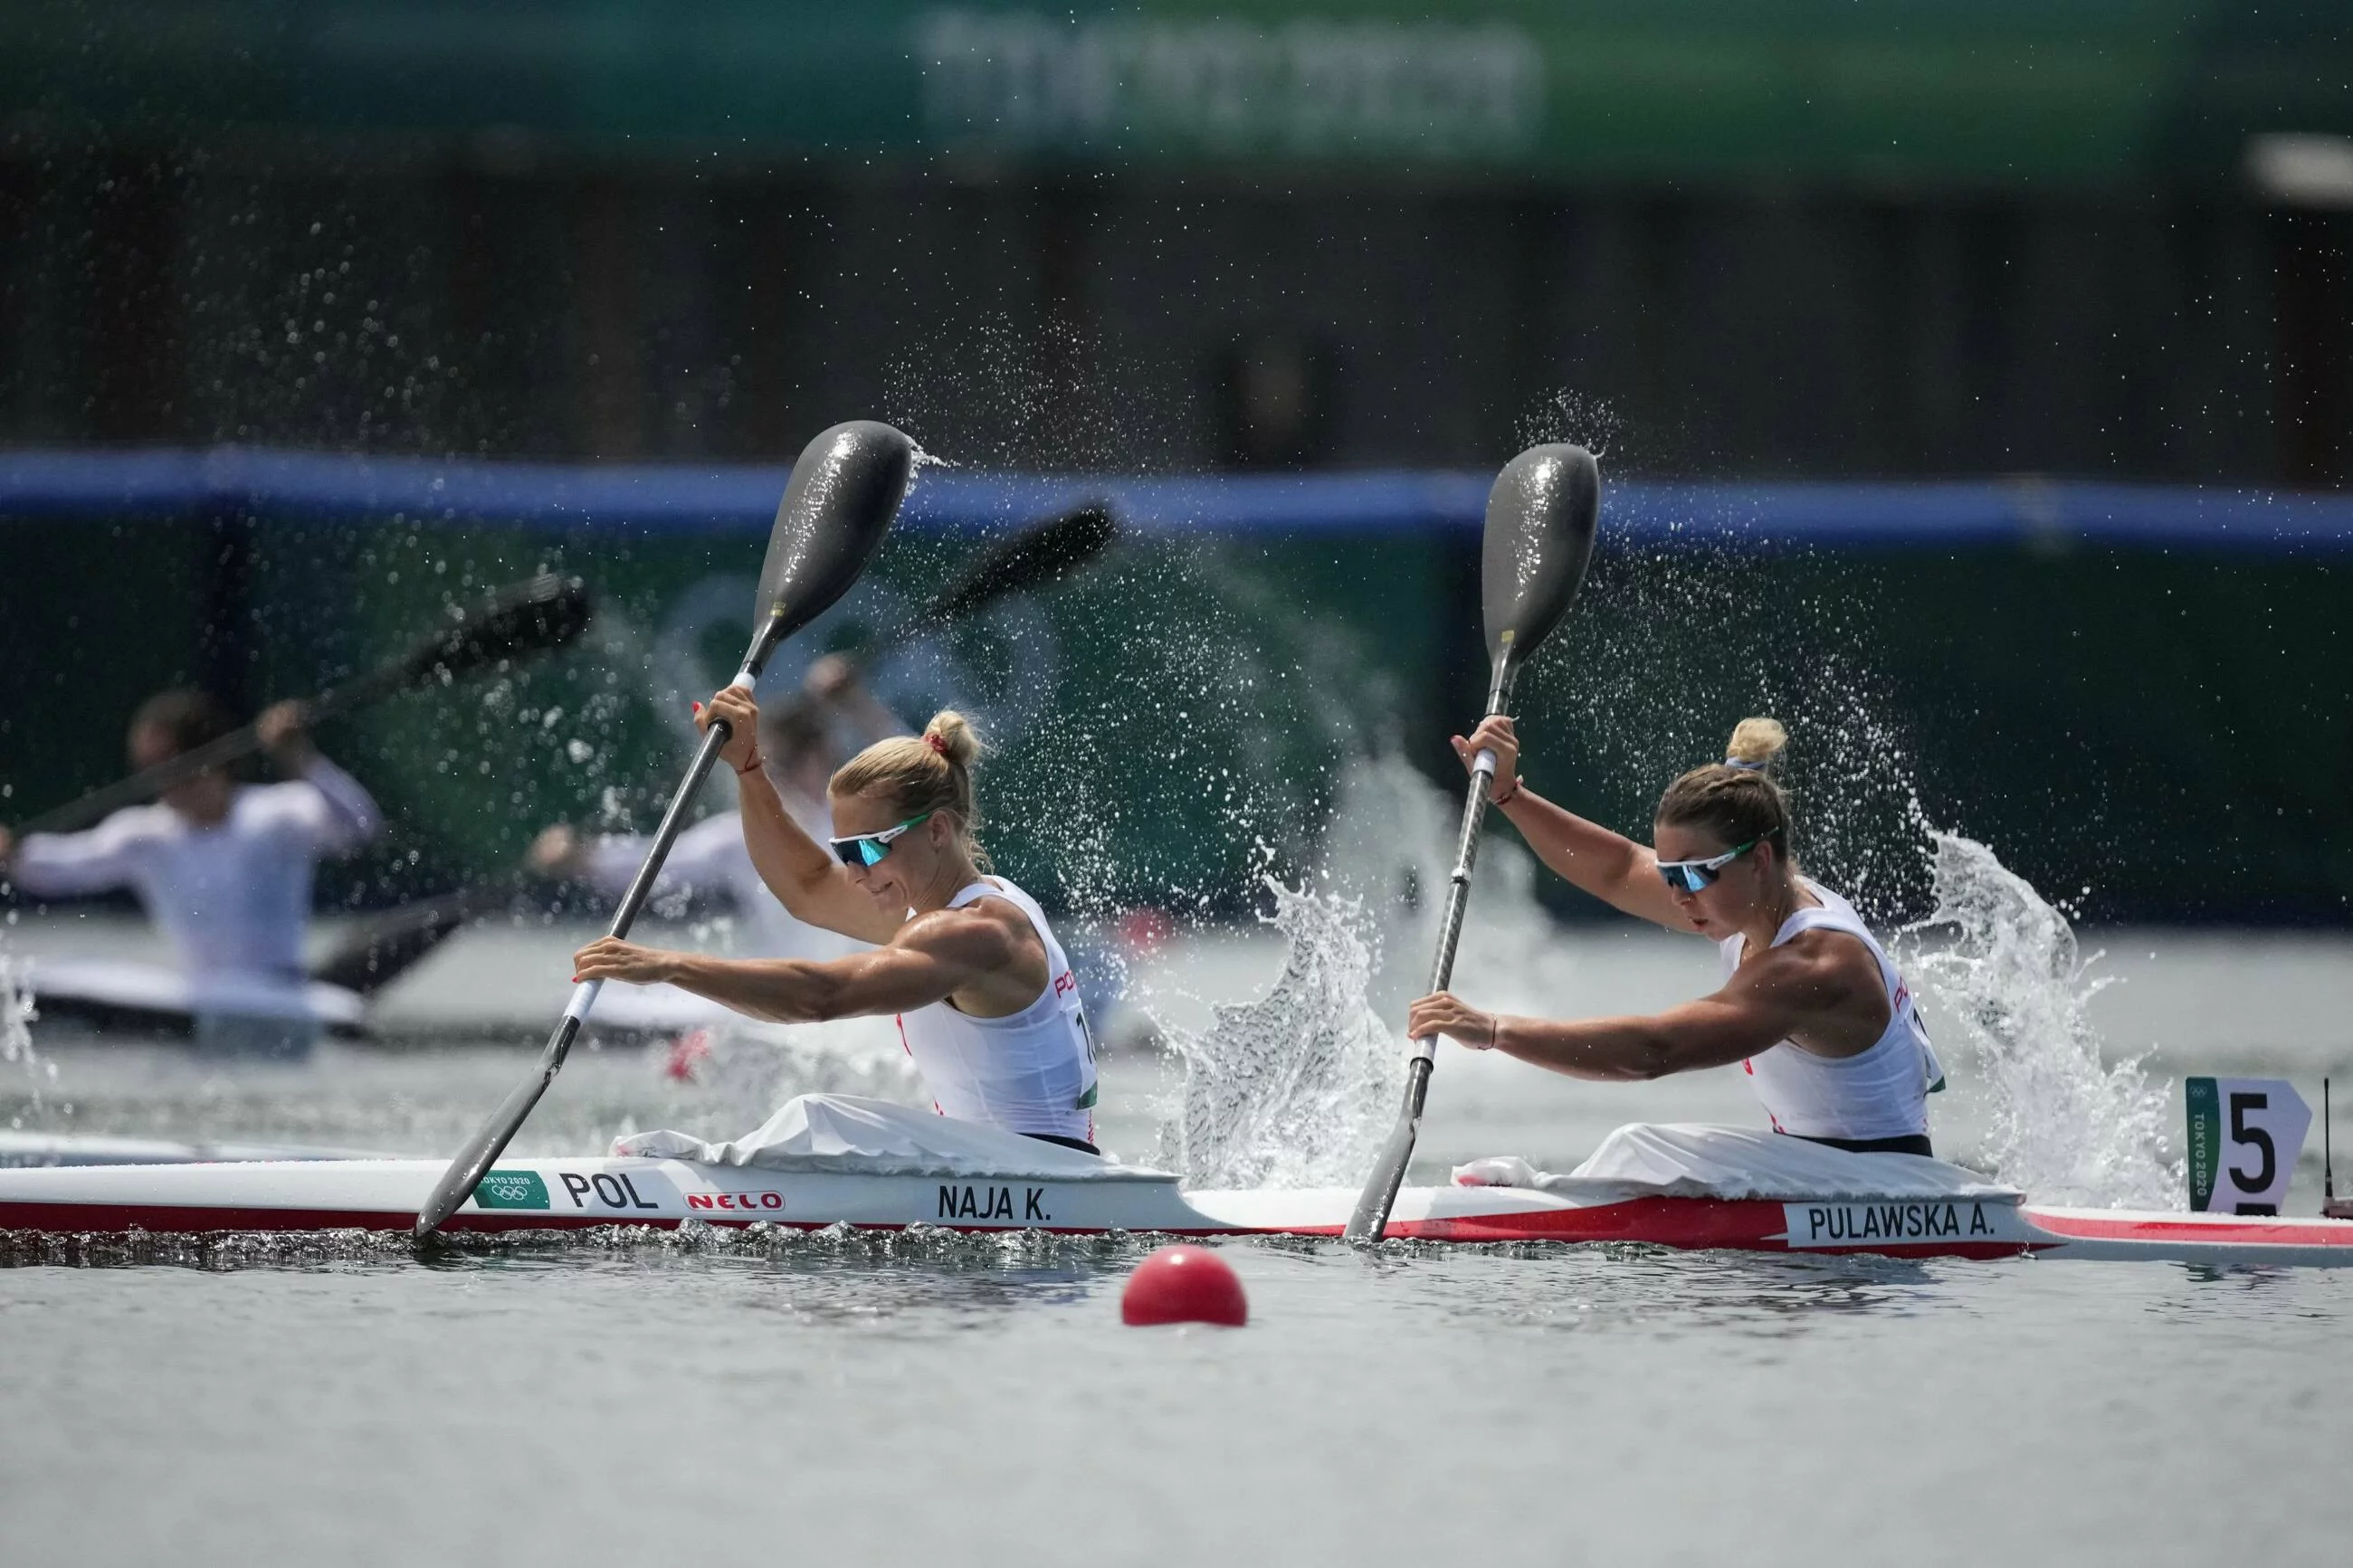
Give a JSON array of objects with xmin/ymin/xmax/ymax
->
[
  {"xmin": 1404, "ymin": 715, "xmax": 1944, "ymax": 1156},
  {"xmin": 571, "ymin": 689, "xmax": 1101, "ymax": 1153}
]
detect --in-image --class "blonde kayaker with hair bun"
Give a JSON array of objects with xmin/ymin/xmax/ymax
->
[
  {"xmin": 1405, "ymin": 713, "xmax": 1945, "ymax": 1156},
  {"xmin": 573, "ymin": 690, "xmax": 1102, "ymax": 1152}
]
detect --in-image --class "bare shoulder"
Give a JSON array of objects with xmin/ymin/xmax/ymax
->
[
  {"xmin": 893, "ymin": 898, "xmax": 1036, "ymax": 963},
  {"xmin": 1739, "ymin": 927, "xmax": 1882, "ymax": 1002}
]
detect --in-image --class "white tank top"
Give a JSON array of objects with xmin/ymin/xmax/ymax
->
[
  {"xmin": 894, "ymin": 878, "xmax": 1100, "ymax": 1142},
  {"xmin": 1718, "ymin": 879, "xmax": 1945, "ymax": 1141}
]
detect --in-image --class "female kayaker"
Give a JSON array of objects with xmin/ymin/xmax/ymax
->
[
  {"xmin": 571, "ymin": 689, "xmax": 1101, "ymax": 1153},
  {"xmin": 1404, "ymin": 715, "xmax": 1943, "ymax": 1156}
]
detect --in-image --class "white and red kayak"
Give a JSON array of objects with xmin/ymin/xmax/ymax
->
[{"xmin": 1, "ymin": 1101, "xmax": 2346, "ymax": 1267}]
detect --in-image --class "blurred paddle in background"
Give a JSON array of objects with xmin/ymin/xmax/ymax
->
[
  {"xmin": 313, "ymin": 499, "xmax": 1117, "ymax": 997},
  {"xmin": 17, "ymin": 574, "xmax": 594, "ymax": 837}
]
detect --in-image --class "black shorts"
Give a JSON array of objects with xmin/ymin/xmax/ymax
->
[
  {"xmin": 1021, "ymin": 1131, "xmax": 1100, "ymax": 1156},
  {"xmin": 1786, "ymin": 1130, "xmax": 1934, "ymax": 1159}
]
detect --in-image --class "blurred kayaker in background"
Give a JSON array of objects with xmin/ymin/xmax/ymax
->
[
  {"xmin": 0, "ymin": 689, "xmax": 381, "ymax": 1058},
  {"xmin": 1406, "ymin": 714, "xmax": 1945, "ymax": 1156}
]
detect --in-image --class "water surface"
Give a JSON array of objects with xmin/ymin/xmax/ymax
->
[{"xmin": 5, "ymin": 917, "xmax": 2350, "ymax": 1566}]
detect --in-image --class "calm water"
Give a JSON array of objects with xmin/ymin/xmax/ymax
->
[
  {"xmin": 5, "ymin": 1229, "xmax": 2349, "ymax": 1565},
  {"xmin": 5, "ymin": 921, "xmax": 2352, "ymax": 1566}
]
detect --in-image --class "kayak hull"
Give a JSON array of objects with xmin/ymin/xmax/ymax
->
[
  {"xmin": 25, "ymin": 958, "xmax": 367, "ymax": 1039},
  {"xmin": 3, "ymin": 1158, "xmax": 2351, "ymax": 1265}
]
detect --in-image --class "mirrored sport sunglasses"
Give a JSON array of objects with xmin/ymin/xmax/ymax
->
[
  {"xmin": 1655, "ymin": 827, "xmax": 1782, "ymax": 895},
  {"xmin": 828, "ymin": 811, "xmax": 934, "ymax": 868}
]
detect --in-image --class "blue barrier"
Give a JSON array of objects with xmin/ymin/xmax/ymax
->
[{"xmin": 3, "ymin": 445, "xmax": 2350, "ymax": 552}]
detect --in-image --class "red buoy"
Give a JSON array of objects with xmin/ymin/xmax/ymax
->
[{"xmin": 1120, "ymin": 1243, "xmax": 1248, "ymax": 1327}]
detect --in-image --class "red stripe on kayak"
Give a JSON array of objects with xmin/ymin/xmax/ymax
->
[
  {"xmin": 2024, "ymin": 1209, "xmax": 2353, "ymax": 1247},
  {"xmin": 0, "ymin": 1203, "xmax": 612, "ymax": 1234},
  {"xmin": 9, "ymin": 1196, "xmax": 2340, "ymax": 1253},
  {"xmin": 1391, "ymin": 1195, "xmax": 2046, "ymax": 1255},
  {"xmin": 0, "ymin": 1203, "xmax": 1239, "ymax": 1239},
  {"xmin": 1276, "ymin": 1197, "xmax": 2046, "ymax": 1256}
]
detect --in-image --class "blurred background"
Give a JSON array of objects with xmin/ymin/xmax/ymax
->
[{"xmin": 2, "ymin": 0, "xmax": 2348, "ymax": 932}]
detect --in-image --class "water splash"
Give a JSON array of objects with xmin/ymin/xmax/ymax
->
[
  {"xmin": 0, "ymin": 950, "xmax": 55, "ymax": 1126},
  {"xmin": 1148, "ymin": 752, "xmax": 1586, "ymax": 1190},
  {"xmin": 1154, "ymin": 879, "xmax": 1400, "ymax": 1189},
  {"xmin": 0, "ymin": 1216, "xmax": 1167, "ymax": 1272},
  {"xmin": 1513, "ymin": 387, "xmax": 1628, "ymax": 466},
  {"xmin": 1156, "ymin": 749, "xmax": 2182, "ymax": 1209},
  {"xmin": 1317, "ymin": 751, "xmax": 1567, "ymax": 1018},
  {"xmin": 1900, "ymin": 832, "xmax": 2177, "ymax": 1209}
]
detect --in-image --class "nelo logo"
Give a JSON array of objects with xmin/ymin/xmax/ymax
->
[{"xmin": 685, "ymin": 1191, "xmax": 786, "ymax": 1212}]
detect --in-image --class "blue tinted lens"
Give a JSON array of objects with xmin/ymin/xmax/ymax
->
[
  {"xmin": 832, "ymin": 834, "xmax": 891, "ymax": 868},
  {"xmin": 1660, "ymin": 862, "xmax": 1713, "ymax": 895},
  {"xmin": 832, "ymin": 835, "xmax": 888, "ymax": 868},
  {"xmin": 833, "ymin": 812, "xmax": 929, "ymax": 869}
]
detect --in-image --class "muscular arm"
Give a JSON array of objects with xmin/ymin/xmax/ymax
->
[
  {"xmin": 1494, "ymin": 788, "xmax": 1698, "ymax": 933},
  {"xmin": 1487, "ymin": 991, "xmax": 1795, "ymax": 1081},
  {"xmin": 576, "ymin": 903, "xmax": 1025, "ymax": 1024},
  {"xmin": 691, "ymin": 681, "xmax": 900, "ymax": 944},
  {"xmin": 1409, "ymin": 933, "xmax": 1887, "ymax": 1082},
  {"xmin": 737, "ymin": 766, "xmax": 901, "ymax": 946}
]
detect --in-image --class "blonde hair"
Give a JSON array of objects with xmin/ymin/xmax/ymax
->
[
  {"xmin": 1656, "ymin": 715, "xmax": 1795, "ymax": 855},
  {"xmin": 1724, "ymin": 716, "xmax": 1788, "ymax": 770},
  {"xmin": 828, "ymin": 710, "xmax": 989, "ymax": 867}
]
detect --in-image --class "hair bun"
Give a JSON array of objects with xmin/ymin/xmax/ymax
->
[
  {"xmin": 1724, "ymin": 716, "xmax": 1788, "ymax": 771},
  {"xmin": 922, "ymin": 709, "xmax": 984, "ymax": 770}
]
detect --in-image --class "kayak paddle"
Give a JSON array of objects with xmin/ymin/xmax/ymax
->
[
  {"xmin": 413, "ymin": 420, "xmax": 914, "ymax": 1237},
  {"xmin": 761, "ymin": 498, "xmax": 1115, "ymax": 731},
  {"xmin": 314, "ymin": 499, "xmax": 1116, "ymax": 998},
  {"xmin": 17, "ymin": 574, "xmax": 594, "ymax": 837},
  {"xmin": 908, "ymin": 500, "xmax": 1116, "ymax": 636},
  {"xmin": 1342, "ymin": 442, "xmax": 1600, "ymax": 1244}
]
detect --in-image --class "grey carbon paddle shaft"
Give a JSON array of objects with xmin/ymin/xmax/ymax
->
[
  {"xmin": 1344, "ymin": 660, "xmax": 1518, "ymax": 1242},
  {"xmin": 414, "ymin": 626, "xmax": 779, "ymax": 1235}
]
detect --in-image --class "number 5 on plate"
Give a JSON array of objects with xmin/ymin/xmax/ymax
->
[{"xmin": 2186, "ymin": 1078, "xmax": 2311, "ymax": 1216}]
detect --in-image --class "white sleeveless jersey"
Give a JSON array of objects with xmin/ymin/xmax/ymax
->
[
  {"xmin": 1718, "ymin": 879, "xmax": 1945, "ymax": 1141},
  {"xmin": 895, "ymin": 878, "xmax": 1100, "ymax": 1142}
]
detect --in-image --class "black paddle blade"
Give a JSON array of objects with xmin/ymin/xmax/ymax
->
[
  {"xmin": 924, "ymin": 502, "xmax": 1116, "ymax": 623},
  {"xmin": 396, "ymin": 575, "xmax": 594, "ymax": 687},
  {"xmin": 756, "ymin": 422, "xmax": 915, "ymax": 651},
  {"xmin": 308, "ymin": 880, "xmax": 513, "ymax": 995},
  {"xmin": 1481, "ymin": 444, "xmax": 1600, "ymax": 674}
]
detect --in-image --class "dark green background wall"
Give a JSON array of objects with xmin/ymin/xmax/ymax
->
[{"xmin": 4, "ymin": 500, "xmax": 2344, "ymax": 925}]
